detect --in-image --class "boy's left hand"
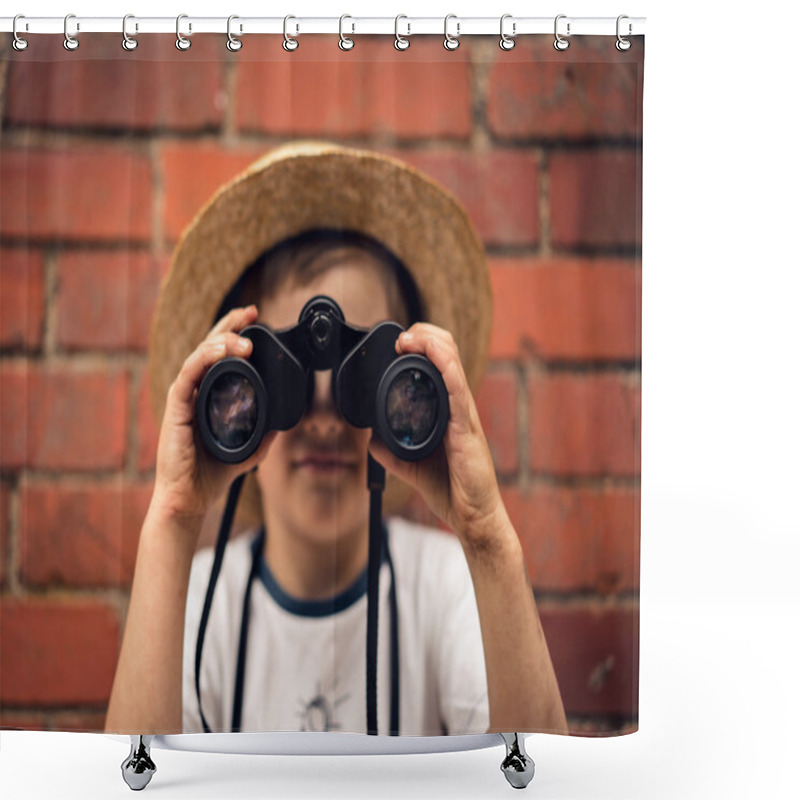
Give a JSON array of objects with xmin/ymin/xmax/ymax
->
[{"xmin": 368, "ymin": 322, "xmax": 508, "ymax": 554}]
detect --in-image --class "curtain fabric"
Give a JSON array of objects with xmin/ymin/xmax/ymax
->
[{"xmin": 0, "ymin": 32, "xmax": 643, "ymax": 738}]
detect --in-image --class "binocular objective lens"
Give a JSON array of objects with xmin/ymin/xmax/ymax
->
[
  {"xmin": 385, "ymin": 368, "xmax": 439, "ymax": 446},
  {"xmin": 206, "ymin": 372, "xmax": 259, "ymax": 450}
]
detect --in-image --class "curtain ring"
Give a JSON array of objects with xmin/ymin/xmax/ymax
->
[
  {"xmin": 227, "ymin": 15, "xmax": 243, "ymax": 51},
  {"xmin": 283, "ymin": 15, "xmax": 299, "ymax": 51},
  {"xmin": 64, "ymin": 13, "xmax": 79, "ymax": 51},
  {"xmin": 122, "ymin": 14, "xmax": 138, "ymax": 51},
  {"xmin": 12, "ymin": 15, "xmax": 29, "ymax": 51},
  {"xmin": 616, "ymin": 15, "xmax": 632, "ymax": 51},
  {"xmin": 554, "ymin": 14, "xmax": 570, "ymax": 51},
  {"xmin": 499, "ymin": 14, "xmax": 516, "ymax": 50},
  {"xmin": 176, "ymin": 14, "xmax": 192, "ymax": 50},
  {"xmin": 339, "ymin": 14, "xmax": 355, "ymax": 51},
  {"xmin": 443, "ymin": 14, "xmax": 460, "ymax": 51},
  {"xmin": 394, "ymin": 15, "xmax": 410, "ymax": 51}
]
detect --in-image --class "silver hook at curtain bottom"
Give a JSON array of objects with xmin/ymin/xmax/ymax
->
[
  {"xmin": 121, "ymin": 735, "xmax": 157, "ymax": 791},
  {"xmin": 500, "ymin": 733, "xmax": 535, "ymax": 789}
]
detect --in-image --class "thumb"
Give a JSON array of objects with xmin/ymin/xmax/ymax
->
[{"xmin": 368, "ymin": 435, "xmax": 420, "ymax": 490}]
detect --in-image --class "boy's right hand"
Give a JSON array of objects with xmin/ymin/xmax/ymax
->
[{"xmin": 150, "ymin": 305, "xmax": 274, "ymax": 526}]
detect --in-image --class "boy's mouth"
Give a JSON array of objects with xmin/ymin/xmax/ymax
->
[{"xmin": 292, "ymin": 450, "xmax": 359, "ymax": 473}]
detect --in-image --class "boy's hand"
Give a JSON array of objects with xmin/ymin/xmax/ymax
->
[
  {"xmin": 152, "ymin": 305, "xmax": 274, "ymax": 526},
  {"xmin": 368, "ymin": 323, "xmax": 510, "ymax": 556}
]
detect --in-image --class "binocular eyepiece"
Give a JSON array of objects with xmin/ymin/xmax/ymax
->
[{"xmin": 196, "ymin": 296, "xmax": 449, "ymax": 464}]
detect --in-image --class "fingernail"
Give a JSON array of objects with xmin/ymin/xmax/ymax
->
[
  {"xmin": 400, "ymin": 332, "xmax": 412, "ymax": 344},
  {"xmin": 236, "ymin": 337, "xmax": 251, "ymax": 353}
]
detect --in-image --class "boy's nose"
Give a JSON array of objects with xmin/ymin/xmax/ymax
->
[{"xmin": 304, "ymin": 369, "xmax": 342, "ymax": 435}]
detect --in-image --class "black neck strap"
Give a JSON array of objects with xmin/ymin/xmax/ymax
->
[
  {"xmin": 193, "ymin": 472, "xmax": 246, "ymax": 735},
  {"xmin": 365, "ymin": 455, "xmax": 385, "ymax": 735},
  {"xmin": 231, "ymin": 525, "xmax": 262, "ymax": 733},
  {"xmin": 194, "ymin": 464, "xmax": 400, "ymax": 736}
]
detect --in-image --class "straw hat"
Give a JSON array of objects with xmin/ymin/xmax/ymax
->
[{"xmin": 149, "ymin": 140, "xmax": 492, "ymax": 527}]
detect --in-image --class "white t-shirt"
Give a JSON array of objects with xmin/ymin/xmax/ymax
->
[{"xmin": 182, "ymin": 517, "xmax": 489, "ymax": 736}]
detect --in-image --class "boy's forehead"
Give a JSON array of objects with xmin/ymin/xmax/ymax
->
[{"xmin": 257, "ymin": 260, "xmax": 395, "ymax": 330}]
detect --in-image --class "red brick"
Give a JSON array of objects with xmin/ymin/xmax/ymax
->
[
  {"xmin": 136, "ymin": 369, "xmax": 159, "ymax": 473},
  {"xmin": 0, "ymin": 249, "xmax": 45, "ymax": 350},
  {"xmin": 568, "ymin": 718, "xmax": 638, "ymax": 736},
  {"xmin": 539, "ymin": 605, "xmax": 639, "ymax": 718},
  {"xmin": 0, "ymin": 710, "xmax": 108, "ymax": 732},
  {"xmin": 501, "ymin": 485, "xmax": 639, "ymax": 594},
  {"xmin": 489, "ymin": 258, "xmax": 641, "ymax": 361},
  {"xmin": 549, "ymin": 150, "xmax": 641, "ymax": 249},
  {"xmin": 0, "ymin": 712, "xmax": 47, "ymax": 731},
  {"xmin": 236, "ymin": 36, "xmax": 471, "ymax": 140},
  {"xmin": 0, "ymin": 599, "xmax": 119, "ymax": 706},
  {"xmin": 53, "ymin": 711, "xmax": 108, "ymax": 733},
  {"xmin": 0, "ymin": 365, "xmax": 129, "ymax": 471},
  {"xmin": 19, "ymin": 481, "xmax": 152, "ymax": 588},
  {"xmin": 488, "ymin": 43, "xmax": 642, "ymax": 140},
  {"xmin": 161, "ymin": 144, "xmax": 263, "ymax": 243},
  {"xmin": 528, "ymin": 373, "xmax": 640, "ymax": 476},
  {"xmin": 0, "ymin": 484, "xmax": 10, "ymax": 588},
  {"xmin": 475, "ymin": 368, "xmax": 519, "ymax": 475},
  {"xmin": 57, "ymin": 251, "xmax": 165, "ymax": 352},
  {"xmin": 0, "ymin": 147, "xmax": 152, "ymax": 242},
  {"xmin": 4, "ymin": 34, "xmax": 224, "ymax": 131},
  {"xmin": 401, "ymin": 150, "xmax": 540, "ymax": 247}
]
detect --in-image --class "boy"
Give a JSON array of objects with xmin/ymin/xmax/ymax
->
[{"xmin": 105, "ymin": 142, "xmax": 567, "ymax": 737}]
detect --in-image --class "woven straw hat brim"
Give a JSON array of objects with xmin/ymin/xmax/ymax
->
[{"xmin": 148, "ymin": 141, "xmax": 492, "ymax": 526}]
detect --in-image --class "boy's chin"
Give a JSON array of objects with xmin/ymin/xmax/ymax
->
[{"xmin": 298, "ymin": 494, "xmax": 369, "ymax": 539}]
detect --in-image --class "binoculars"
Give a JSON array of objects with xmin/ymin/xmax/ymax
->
[{"xmin": 196, "ymin": 296, "xmax": 449, "ymax": 463}]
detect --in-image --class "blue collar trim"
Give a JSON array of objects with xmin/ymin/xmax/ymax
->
[{"xmin": 250, "ymin": 528, "xmax": 386, "ymax": 618}]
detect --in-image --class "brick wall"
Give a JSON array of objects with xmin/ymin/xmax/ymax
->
[{"xmin": 0, "ymin": 33, "xmax": 642, "ymax": 734}]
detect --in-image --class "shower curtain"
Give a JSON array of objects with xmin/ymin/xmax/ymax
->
[{"xmin": 0, "ymin": 28, "xmax": 643, "ymax": 740}]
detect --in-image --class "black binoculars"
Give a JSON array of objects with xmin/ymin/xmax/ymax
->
[{"xmin": 196, "ymin": 296, "xmax": 449, "ymax": 464}]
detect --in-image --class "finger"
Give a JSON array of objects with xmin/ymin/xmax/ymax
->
[
  {"xmin": 169, "ymin": 332, "xmax": 253, "ymax": 412},
  {"xmin": 368, "ymin": 435, "xmax": 420, "ymax": 489},
  {"xmin": 395, "ymin": 322, "xmax": 456, "ymax": 356},
  {"xmin": 208, "ymin": 304, "xmax": 259, "ymax": 338},
  {"xmin": 238, "ymin": 430, "xmax": 276, "ymax": 474},
  {"xmin": 396, "ymin": 324, "xmax": 461, "ymax": 381}
]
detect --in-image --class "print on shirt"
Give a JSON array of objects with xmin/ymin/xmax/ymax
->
[{"xmin": 297, "ymin": 678, "xmax": 351, "ymax": 732}]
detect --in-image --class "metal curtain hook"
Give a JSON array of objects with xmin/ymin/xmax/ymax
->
[
  {"xmin": 443, "ymin": 14, "xmax": 460, "ymax": 51},
  {"xmin": 12, "ymin": 14, "xmax": 29, "ymax": 51},
  {"xmin": 499, "ymin": 14, "xmax": 516, "ymax": 50},
  {"xmin": 64, "ymin": 13, "xmax": 79, "ymax": 51},
  {"xmin": 339, "ymin": 14, "xmax": 355, "ymax": 50},
  {"xmin": 176, "ymin": 13, "xmax": 192, "ymax": 50},
  {"xmin": 227, "ymin": 15, "xmax": 243, "ymax": 51},
  {"xmin": 283, "ymin": 15, "xmax": 299, "ymax": 51},
  {"xmin": 122, "ymin": 14, "xmax": 138, "ymax": 51},
  {"xmin": 554, "ymin": 14, "xmax": 570, "ymax": 51},
  {"xmin": 616, "ymin": 14, "xmax": 632, "ymax": 51},
  {"xmin": 394, "ymin": 15, "xmax": 410, "ymax": 50}
]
